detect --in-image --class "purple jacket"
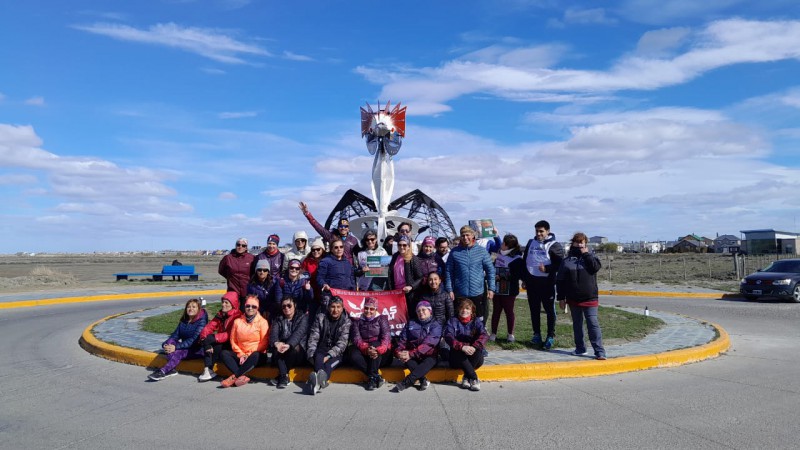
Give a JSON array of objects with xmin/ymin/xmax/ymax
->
[
  {"xmin": 302, "ymin": 211, "xmax": 360, "ymax": 264},
  {"xmin": 395, "ymin": 318, "xmax": 442, "ymax": 360},
  {"xmin": 417, "ymin": 251, "xmax": 440, "ymax": 281},
  {"xmin": 247, "ymin": 277, "xmax": 283, "ymax": 319},
  {"xmin": 255, "ymin": 250, "xmax": 285, "ymax": 278},
  {"xmin": 444, "ymin": 316, "xmax": 489, "ymax": 352},
  {"xmin": 351, "ymin": 315, "xmax": 391, "ymax": 355},
  {"xmin": 416, "ymin": 286, "xmax": 454, "ymax": 329}
]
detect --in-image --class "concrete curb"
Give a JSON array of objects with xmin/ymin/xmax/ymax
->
[
  {"xmin": 80, "ymin": 312, "xmax": 730, "ymax": 384},
  {"xmin": 598, "ymin": 289, "xmax": 723, "ymax": 298},
  {"xmin": 0, "ymin": 289, "xmax": 225, "ymax": 310}
]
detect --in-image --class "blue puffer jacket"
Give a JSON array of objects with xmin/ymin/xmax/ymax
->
[
  {"xmin": 163, "ymin": 308, "xmax": 208, "ymax": 350},
  {"xmin": 317, "ymin": 255, "xmax": 356, "ymax": 291},
  {"xmin": 395, "ymin": 317, "xmax": 442, "ymax": 360},
  {"xmin": 281, "ymin": 275, "xmax": 313, "ymax": 314},
  {"xmin": 247, "ymin": 277, "xmax": 283, "ymax": 319},
  {"xmin": 445, "ymin": 244, "xmax": 496, "ymax": 297},
  {"xmin": 444, "ymin": 316, "xmax": 489, "ymax": 352}
]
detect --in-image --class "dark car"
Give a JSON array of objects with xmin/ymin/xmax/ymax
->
[{"xmin": 740, "ymin": 258, "xmax": 800, "ymax": 302}]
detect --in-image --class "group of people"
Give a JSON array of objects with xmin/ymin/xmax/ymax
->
[{"xmin": 149, "ymin": 204, "xmax": 606, "ymax": 392}]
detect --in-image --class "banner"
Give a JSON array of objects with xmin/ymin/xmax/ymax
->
[{"xmin": 331, "ymin": 288, "xmax": 408, "ymax": 336}]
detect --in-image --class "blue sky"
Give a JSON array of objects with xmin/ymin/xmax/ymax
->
[{"xmin": 3, "ymin": 0, "xmax": 800, "ymax": 252}]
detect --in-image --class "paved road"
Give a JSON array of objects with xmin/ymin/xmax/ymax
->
[{"xmin": 1, "ymin": 295, "xmax": 798, "ymax": 449}]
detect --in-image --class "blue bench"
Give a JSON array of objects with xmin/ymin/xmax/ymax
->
[{"xmin": 114, "ymin": 265, "xmax": 201, "ymax": 281}]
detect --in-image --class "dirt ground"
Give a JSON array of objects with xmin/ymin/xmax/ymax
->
[{"xmin": 0, "ymin": 254, "xmax": 226, "ymax": 294}]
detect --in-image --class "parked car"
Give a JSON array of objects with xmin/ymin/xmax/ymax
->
[{"xmin": 740, "ymin": 258, "xmax": 800, "ymax": 302}]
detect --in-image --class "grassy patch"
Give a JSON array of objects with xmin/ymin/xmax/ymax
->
[
  {"xmin": 486, "ymin": 302, "xmax": 663, "ymax": 350},
  {"xmin": 143, "ymin": 300, "xmax": 663, "ymax": 351},
  {"xmin": 142, "ymin": 302, "xmax": 222, "ymax": 334}
]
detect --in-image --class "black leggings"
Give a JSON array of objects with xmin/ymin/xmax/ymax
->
[
  {"xmin": 347, "ymin": 346, "xmax": 393, "ymax": 378},
  {"xmin": 220, "ymin": 349, "xmax": 267, "ymax": 377},
  {"xmin": 449, "ymin": 349, "xmax": 484, "ymax": 380},
  {"xmin": 272, "ymin": 345, "xmax": 305, "ymax": 376},
  {"xmin": 312, "ymin": 349, "xmax": 342, "ymax": 378},
  {"xmin": 404, "ymin": 356, "xmax": 438, "ymax": 383},
  {"xmin": 201, "ymin": 334, "xmax": 228, "ymax": 369}
]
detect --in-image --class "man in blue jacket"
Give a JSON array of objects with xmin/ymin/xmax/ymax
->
[{"xmin": 445, "ymin": 225, "xmax": 495, "ymax": 323}]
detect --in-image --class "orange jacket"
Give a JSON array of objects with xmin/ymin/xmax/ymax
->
[{"xmin": 230, "ymin": 314, "xmax": 269, "ymax": 358}]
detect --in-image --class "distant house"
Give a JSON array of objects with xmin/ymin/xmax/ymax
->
[
  {"xmin": 714, "ymin": 234, "xmax": 741, "ymax": 254},
  {"xmin": 671, "ymin": 239, "xmax": 708, "ymax": 253},
  {"xmin": 678, "ymin": 234, "xmax": 714, "ymax": 247},
  {"xmin": 740, "ymin": 229, "xmax": 800, "ymax": 255},
  {"xmin": 589, "ymin": 236, "xmax": 608, "ymax": 245}
]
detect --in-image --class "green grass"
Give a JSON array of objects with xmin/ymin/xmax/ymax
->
[
  {"xmin": 142, "ymin": 299, "xmax": 664, "ymax": 351},
  {"xmin": 485, "ymin": 301, "xmax": 663, "ymax": 350},
  {"xmin": 141, "ymin": 302, "xmax": 222, "ymax": 334}
]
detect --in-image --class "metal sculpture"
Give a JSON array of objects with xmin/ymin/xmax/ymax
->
[{"xmin": 323, "ymin": 101, "xmax": 456, "ymax": 244}]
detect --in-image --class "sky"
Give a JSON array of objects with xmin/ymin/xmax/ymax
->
[{"xmin": 2, "ymin": 0, "xmax": 800, "ymax": 253}]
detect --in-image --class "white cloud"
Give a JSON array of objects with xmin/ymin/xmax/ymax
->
[
  {"xmin": 0, "ymin": 173, "xmax": 37, "ymax": 185},
  {"xmin": 635, "ymin": 27, "xmax": 690, "ymax": 57},
  {"xmin": 73, "ymin": 22, "xmax": 271, "ymax": 64},
  {"xmin": 358, "ymin": 19, "xmax": 800, "ymax": 115},
  {"xmin": 24, "ymin": 96, "xmax": 45, "ymax": 106},
  {"xmin": 563, "ymin": 8, "xmax": 618, "ymax": 25},
  {"xmin": 282, "ymin": 51, "xmax": 314, "ymax": 62},
  {"xmin": 219, "ymin": 191, "xmax": 237, "ymax": 200},
  {"xmin": 218, "ymin": 110, "xmax": 259, "ymax": 119}
]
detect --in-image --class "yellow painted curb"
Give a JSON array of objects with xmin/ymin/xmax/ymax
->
[
  {"xmin": 1, "ymin": 289, "xmax": 226, "ymax": 310},
  {"xmin": 80, "ymin": 311, "xmax": 730, "ymax": 384}
]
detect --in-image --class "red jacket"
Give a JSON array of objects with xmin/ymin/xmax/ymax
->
[
  {"xmin": 199, "ymin": 292, "xmax": 242, "ymax": 343},
  {"xmin": 218, "ymin": 250, "xmax": 255, "ymax": 300}
]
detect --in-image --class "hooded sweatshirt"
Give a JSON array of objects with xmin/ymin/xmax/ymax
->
[
  {"xmin": 284, "ymin": 230, "xmax": 312, "ymax": 268},
  {"xmin": 199, "ymin": 292, "xmax": 243, "ymax": 343}
]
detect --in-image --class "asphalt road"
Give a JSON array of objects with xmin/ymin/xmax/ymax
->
[{"xmin": 1, "ymin": 295, "xmax": 798, "ymax": 449}]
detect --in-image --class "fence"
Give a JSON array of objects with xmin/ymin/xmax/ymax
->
[{"xmin": 598, "ymin": 253, "xmax": 795, "ymax": 283}]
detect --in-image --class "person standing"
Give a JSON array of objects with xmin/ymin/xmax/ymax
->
[
  {"xmin": 445, "ymin": 225, "xmax": 495, "ymax": 323},
  {"xmin": 356, "ymin": 229, "xmax": 389, "ymax": 292},
  {"xmin": 489, "ymin": 234, "xmax": 526, "ymax": 343},
  {"xmin": 388, "ymin": 235, "xmax": 424, "ymax": 318},
  {"xmin": 218, "ymin": 238, "xmax": 255, "ymax": 302},
  {"xmin": 434, "ymin": 237, "xmax": 450, "ymax": 267},
  {"xmin": 255, "ymin": 234, "xmax": 285, "ymax": 278},
  {"xmin": 299, "ymin": 201, "xmax": 360, "ymax": 264},
  {"xmin": 417, "ymin": 236, "xmax": 440, "ymax": 286},
  {"xmin": 557, "ymin": 232, "xmax": 606, "ymax": 360},
  {"xmin": 247, "ymin": 259, "xmax": 283, "ymax": 319},
  {"xmin": 302, "ymin": 238, "xmax": 326, "ymax": 317},
  {"xmin": 522, "ymin": 220, "xmax": 565, "ymax": 350},
  {"xmin": 283, "ymin": 230, "xmax": 311, "ymax": 270},
  {"xmin": 317, "ymin": 237, "xmax": 357, "ymax": 307}
]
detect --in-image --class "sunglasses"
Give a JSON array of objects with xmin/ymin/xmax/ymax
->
[
  {"xmin": 332, "ymin": 246, "xmax": 344, "ymax": 249},
  {"xmin": 236, "ymin": 243, "xmax": 247, "ymax": 247},
  {"xmin": 366, "ymin": 238, "xmax": 376, "ymax": 242},
  {"xmin": 398, "ymin": 244, "xmax": 409, "ymax": 248},
  {"xmin": 289, "ymin": 267, "xmax": 300, "ymax": 271},
  {"xmin": 295, "ymin": 238, "xmax": 307, "ymax": 242},
  {"xmin": 363, "ymin": 306, "xmax": 376, "ymax": 311},
  {"xmin": 311, "ymin": 248, "xmax": 323, "ymax": 252},
  {"xmin": 256, "ymin": 269, "xmax": 269, "ymax": 273},
  {"xmin": 281, "ymin": 304, "xmax": 294, "ymax": 309},
  {"xmin": 244, "ymin": 305, "xmax": 258, "ymax": 310},
  {"xmin": 339, "ymin": 225, "xmax": 349, "ymax": 229}
]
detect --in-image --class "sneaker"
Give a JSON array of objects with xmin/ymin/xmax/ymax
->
[
  {"xmin": 488, "ymin": 334, "xmax": 497, "ymax": 342},
  {"xmin": 148, "ymin": 370, "xmax": 166, "ymax": 381},
  {"xmin": 461, "ymin": 377, "xmax": 471, "ymax": 389},
  {"xmin": 198, "ymin": 367, "xmax": 216, "ymax": 382},
  {"xmin": 307, "ymin": 371, "xmax": 319, "ymax": 395},
  {"xmin": 221, "ymin": 375, "xmax": 237, "ymax": 388},
  {"xmin": 418, "ymin": 377, "xmax": 430, "ymax": 391},
  {"xmin": 317, "ymin": 369, "xmax": 329, "ymax": 389},
  {"xmin": 234, "ymin": 375, "xmax": 250, "ymax": 387},
  {"xmin": 596, "ymin": 354, "xmax": 607, "ymax": 361},
  {"xmin": 543, "ymin": 336, "xmax": 554, "ymax": 351},
  {"xmin": 374, "ymin": 376, "xmax": 385, "ymax": 389},
  {"xmin": 470, "ymin": 378, "xmax": 481, "ymax": 391},
  {"xmin": 392, "ymin": 378, "xmax": 411, "ymax": 393},
  {"xmin": 276, "ymin": 375, "xmax": 289, "ymax": 389},
  {"xmin": 365, "ymin": 378, "xmax": 376, "ymax": 391},
  {"xmin": 573, "ymin": 349, "xmax": 588, "ymax": 356},
  {"xmin": 507, "ymin": 334, "xmax": 515, "ymax": 343},
  {"xmin": 531, "ymin": 334, "xmax": 543, "ymax": 347}
]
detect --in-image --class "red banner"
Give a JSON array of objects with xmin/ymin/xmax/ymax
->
[{"xmin": 331, "ymin": 288, "xmax": 408, "ymax": 336}]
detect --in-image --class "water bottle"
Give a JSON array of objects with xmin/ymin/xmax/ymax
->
[{"xmin": 200, "ymin": 297, "xmax": 207, "ymax": 308}]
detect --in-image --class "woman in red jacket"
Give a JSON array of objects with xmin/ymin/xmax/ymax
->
[
  {"xmin": 197, "ymin": 291, "xmax": 241, "ymax": 382},
  {"xmin": 302, "ymin": 238, "xmax": 326, "ymax": 317}
]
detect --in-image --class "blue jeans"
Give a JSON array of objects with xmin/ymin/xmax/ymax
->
[{"xmin": 570, "ymin": 304, "xmax": 605, "ymax": 357}]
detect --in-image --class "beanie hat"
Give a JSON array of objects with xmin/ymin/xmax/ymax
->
[
  {"xmin": 310, "ymin": 238, "xmax": 325, "ymax": 249},
  {"xmin": 422, "ymin": 236, "xmax": 436, "ymax": 247},
  {"xmin": 330, "ymin": 296, "xmax": 344, "ymax": 305},
  {"xmin": 288, "ymin": 259, "xmax": 302, "ymax": 269},
  {"xmin": 364, "ymin": 297, "xmax": 379, "ymax": 309},
  {"xmin": 267, "ymin": 234, "xmax": 280, "ymax": 245},
  {"xmin": 398, "ymin": 235, "xmax": 411, "ymax": 244},
  {"xmin": 255, "ymin": 260, "xmax": 270, "ymax": 270},
  {"xmin": 337, "ymin": 218, "xmax": 350, "ymax": 228},
  {"xmin": 416, "ymin": 300, "xmax": 432, "ymax": 312}
]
